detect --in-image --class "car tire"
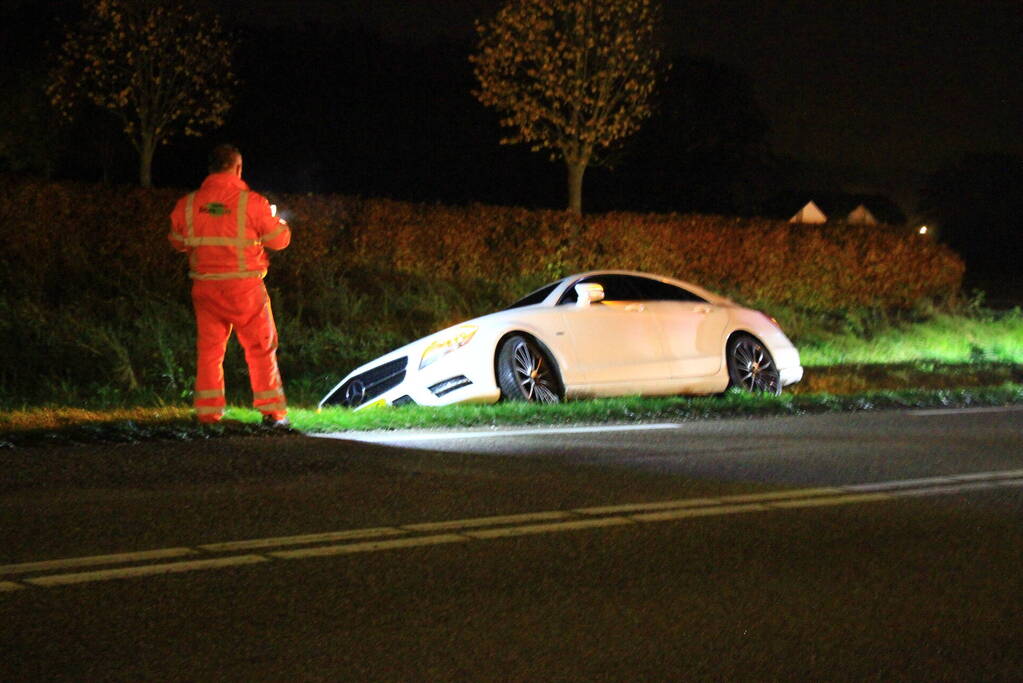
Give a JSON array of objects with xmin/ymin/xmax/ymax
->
[
  {"xmin": 497, "ymin": 335, "xmax": 563, "ymax": 403},
  {"xmin": 726, "ymin": 333, "xmax": 782, "ymax": 395}
]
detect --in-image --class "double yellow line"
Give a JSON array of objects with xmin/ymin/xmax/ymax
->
[{"xmin": 4, "ymin": 470, "xmax": 1022, "ymax": 592}]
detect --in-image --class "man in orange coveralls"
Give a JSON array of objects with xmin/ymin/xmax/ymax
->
[{"xmin": 169, "ymin": 144, "xmax": 291, "ymax": 427}]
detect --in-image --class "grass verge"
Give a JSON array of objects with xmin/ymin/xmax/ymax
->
[
  {"xmin": 2, "ymin": 384, "xmax": 1021, "ymax": 448},
  {"xmin": 796, "ymin": 310, "xmax": 1023, "ymax": 365}
]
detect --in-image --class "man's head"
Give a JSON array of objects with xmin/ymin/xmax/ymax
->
[{"xmin": 208, "ymin": 144, "xmax": 242, "ymax": 177}]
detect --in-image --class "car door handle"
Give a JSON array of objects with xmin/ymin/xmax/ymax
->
[
  {"xmin": 694, "ymin": 305, "xmax": 713, "ymax": 314},
  {"xmin": 625, "ymin": 303, "xmax": 645, "ymax": 312}
]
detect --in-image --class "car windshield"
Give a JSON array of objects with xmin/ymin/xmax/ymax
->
[{"xmin": 505, "ymin": 281, "xmax": 561, "ymax": 309}]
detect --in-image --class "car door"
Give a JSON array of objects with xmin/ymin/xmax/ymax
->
[
  {"xmin": 630, "ymin": 277, "xmax": 729, "ymax": 378},
  {"xmin": 558, "ymin": 274, "xmax": 670, "ymax": 385}
]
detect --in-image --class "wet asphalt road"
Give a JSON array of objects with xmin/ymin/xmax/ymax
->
[{"xmin": 1, "ymin": 408, "xmax": 1021, "ymax": 680}]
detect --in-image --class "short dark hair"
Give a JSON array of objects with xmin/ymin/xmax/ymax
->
[{"xmin": 208, "ymin": 144, "xmax": 241, "ymax": 173}]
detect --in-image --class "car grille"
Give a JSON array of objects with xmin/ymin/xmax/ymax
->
[{"xmin": 322, "ymin": 357, "xmax": 408, "ymax": 408}]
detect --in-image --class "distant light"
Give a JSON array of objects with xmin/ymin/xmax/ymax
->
[{"xmin": 919, "ymin": 225, "xmax": 928, "ymax": 235}]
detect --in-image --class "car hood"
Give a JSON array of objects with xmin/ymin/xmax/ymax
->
[{"xmin": 340, "ymin": 308, "xmax": 523, "ymax": 378}]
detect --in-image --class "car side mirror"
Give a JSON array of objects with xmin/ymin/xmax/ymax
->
[{"xmin": 574, "ymin": 283, "xmax": 605, "ymax": 307}]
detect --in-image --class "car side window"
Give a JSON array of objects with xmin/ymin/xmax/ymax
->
[
  {"xmin": 630, "ymin": 276, "xmax": 707, "ymax": 302},
  {"xmin": 506, "ymin": 281, "xmax": 560, "ymax": 310},
  {"xmin": 558, "ymin": 274, "xmax": 644, "ymax": 304}
]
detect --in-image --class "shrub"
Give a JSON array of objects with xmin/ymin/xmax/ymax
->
[{"xmin": 0, "ymin": 175, "xmax": 963, "ymax": 405}]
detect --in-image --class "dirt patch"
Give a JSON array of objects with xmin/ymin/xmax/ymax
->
[{"xmin": 793, "ymin": 363, "xmax": 1023, "ymax": 395}]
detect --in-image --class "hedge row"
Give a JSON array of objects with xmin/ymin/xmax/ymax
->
[
  {"xmin": 3, "ymin": 176, "xmax": 964, "ymax": 312},
  {"xmin": 0, "ymin": 175, "xmax": 963, "ymax": 402}
]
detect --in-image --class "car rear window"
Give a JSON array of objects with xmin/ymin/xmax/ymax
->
[{"xmin": 630, "ymin": 277, "xmax": 707, "ymax": 302}]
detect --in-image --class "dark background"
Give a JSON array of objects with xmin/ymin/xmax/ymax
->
[{"xmin": 2, "ymin": 0, "xmax": 1021, "ymax": 286}]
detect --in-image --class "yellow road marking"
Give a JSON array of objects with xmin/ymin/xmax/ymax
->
[
  {"xmin": 0, "ymin": 548, "xmax": 197, "ymax": 575},
  {"xmin": 465, "ymin": 516, "xmax": 633, "ymax": 539},
  {"xmin": 4, "ymin": 471, "xmax": 1021, "ymax": 591},
  {"xmin": 403, "ymin": 511, "xmax": 575, "ymax": 531},
  {"xmin": 633, "ymin": 503, "xmax": 769, "ymax": 523},
  {"xmin": 198, "ymin": 527, "xmax": 407, "ymax": 552},
  {"xmin": 719, "ymin": 487, "xmax": 843, "ymax": 503},
  {"xmin": 269, "ymin": 534, "xmax": 468, "ymax": 559},
  {"xmin": 575, "ymin": 498, "xmax": 722, "ymax": 515},
  {"xmin": 575, "ymin": 487, "xmax": 843, "ymax": 516},
  {"xmin": 25, "ymin": 555, "xmax": 267, "ymax": 587},
  {"xmin": 770, "ymin": 493, "xmax": 891, "ymax": 509}
]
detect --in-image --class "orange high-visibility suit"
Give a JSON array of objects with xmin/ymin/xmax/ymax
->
[{"xmin": 169, "ymin": 171, "xmax": 291, "ymax": 423}]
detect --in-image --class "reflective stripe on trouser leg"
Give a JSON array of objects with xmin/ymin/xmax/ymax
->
[
  {"xmin": 235, "ymin": 286, "xmax": 286, "ymax": 419},
  {"xmin": 193, "ymin": 292, "xmax": 232, "ymax": 422}
]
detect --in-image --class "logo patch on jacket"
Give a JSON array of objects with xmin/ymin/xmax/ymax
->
[{"xmin": 200, "ymin": 202, "xmax": 231, "ymax": 216}]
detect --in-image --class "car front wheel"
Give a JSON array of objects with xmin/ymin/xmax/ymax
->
[
  {"xmin": 497, "ymin": 335, "xmax": 562, "ymax": 403},
  {"xmin": 727, "ymin": 334, "xmax": 782, "ymax": 395}
]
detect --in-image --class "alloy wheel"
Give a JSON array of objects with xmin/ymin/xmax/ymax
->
[
  {"xmin": 729, "ymin": 336, "xmax": 782, "ymax": 395},
  {"xmin": 502, "ymin": 337, "xmax": 561, "ymax": 403}
]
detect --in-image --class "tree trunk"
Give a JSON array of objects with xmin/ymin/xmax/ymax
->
[
  {"xmin": 139, "ymin": 134, "xmax": 156, "ymax": 188},
  {"xmin": 566, "ymin": 160, "xmax": 587, "ymax": 214}
]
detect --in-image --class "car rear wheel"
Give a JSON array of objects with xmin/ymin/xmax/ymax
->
[
  {"xmin": 497, "ymin": 335, "xmax": 562, "ymax": 403},
  {"xmin": 727, "ymin": 334, "xmax": 782, "ymax": 395}
]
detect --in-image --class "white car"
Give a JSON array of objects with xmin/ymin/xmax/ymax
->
[{"xmin": 319, "ymin": 270, "xmax": 803, "ymax": 410}]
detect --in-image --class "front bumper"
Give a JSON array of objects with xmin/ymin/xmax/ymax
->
[
  {"xmin": 319, "ymin": 352, "xmax": 501, "ymax": 410},
  {"xmin": 770, "ymin": 344, "xmax": 803, "ymax": 387}
]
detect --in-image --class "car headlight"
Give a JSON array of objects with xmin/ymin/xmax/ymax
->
[{"xmin": 419, "ymin": 324, "xmax": 479, "ymax": 370}]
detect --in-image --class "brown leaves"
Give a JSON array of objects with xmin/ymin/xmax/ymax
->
[
  {"xmin": 472, "ymin": 0, "xmax": 664, "ymax": 166},
  {"xmin": 47, "ymin": 0, "xmax": 238, "ymax": 182},
  {"xmin": 329, "ymin": 197, "xmax": 963, "ymax": 314}
]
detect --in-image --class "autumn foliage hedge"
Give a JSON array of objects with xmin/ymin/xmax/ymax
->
[{"xmin": 0, "ymin": 176, "xmax": 963, "ymax": 403}]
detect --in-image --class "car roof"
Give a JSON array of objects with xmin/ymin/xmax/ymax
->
[{"xmin": 544, "ymin": 270, "xmax": 729, "ymax": 305}]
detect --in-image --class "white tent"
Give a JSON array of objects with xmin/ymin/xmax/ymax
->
[
  {"xmin": 847, "ymin": 204, "xmax": 878, "ymax": 225},
  {"xmin": 789, "ymin": 201, "xmax": 827, "ymax": 224}
]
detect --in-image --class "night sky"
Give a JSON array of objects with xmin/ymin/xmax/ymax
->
[
  {"xmin": 382, "ymin": 0, "xmax": 1019, "ymax": 173},
  {"xmin": 3, "ymin": 0, "xmax": 1022, "ymax": 219},
  {"xmin": 220, "ymin": 0, "xmax": 1023, "ymax": 204},
  {"xmin": 674, "ymin": 1, "xmax": 1022, "ymax": 175}
]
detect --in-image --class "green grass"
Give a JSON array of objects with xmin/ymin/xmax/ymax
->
[
  {"xmin": 3, "ymin": 310, "xmax": 1022, "ymax": 446},
  {"xmin": 296, "ymin": 385, "xmax": 1023, "ymax": 433},
  {"xmin": 4, "ymin": 385, "xmax": 1021, "ymax": 447},
  {"xmin": 7, "ymin": 309, "xmax": 1018, "ymax": 413},
  {"xmin": 795, "ymin": 310, "xmax": 1023, "ymax": 366}
]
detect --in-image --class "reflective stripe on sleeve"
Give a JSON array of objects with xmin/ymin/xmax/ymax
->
[
  {"xmin": 236, "ymin": 191, "xmax": 249, "ymax": 274},
  {"xmin": 185, "ymin": 192, "xmax": 196, "ymax": 239},
  {"xmin": 184, "ymin": 192, "xmax": 197, "ymax": 268},
  {"xmin": 260, "ymin": 224, "xmax": 289, "ymax": 244}
]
